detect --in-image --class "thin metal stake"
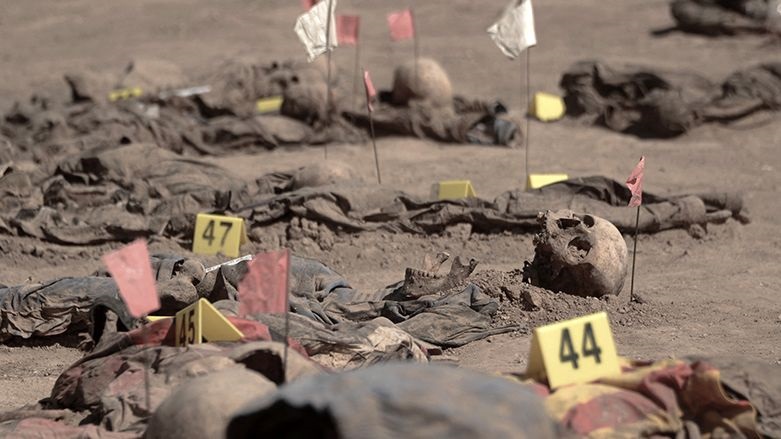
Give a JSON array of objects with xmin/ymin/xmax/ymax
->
[
  {"xmin": 352, "ymin": 43, "xmax": 361, "ymax": 109},
  {"xmin": 411, "ymin": 7, "xmax": 419, "ymax": 93},
  {"xmin": 629, "ymin": 206, "xmax": 640, "ymax": 302},
  {"xmin": 524, "ymin": 48, "xmax": 531, "ymax": 182},
  {"xmin": 369, "ymin": 111, "xmax": 381, "ymax": 184},
  {"xmin": 283, "ymin": 249, "xmax": 291, "ymax": 381},
  {"xmin": 323, "ymin": 0, "xmax": 334, "ymax": 160},
  {"xmin": 142, "ymin": 320, "xmax": 152, "ymax": 414}
]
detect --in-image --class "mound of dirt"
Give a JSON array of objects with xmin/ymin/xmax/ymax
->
[{"xmin": 467, "ymin": 269, "xmax": 666, "ymax": 331}]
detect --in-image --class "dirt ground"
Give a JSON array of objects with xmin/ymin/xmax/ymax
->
[{"xmin": 1, "ymin": 0, "xmax": 780, "ymax": 411}]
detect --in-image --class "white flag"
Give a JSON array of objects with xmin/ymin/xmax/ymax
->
[
  {"xmin": 487, "ymin": 0, "xmax": 537, "ymax": 59},
  {"xmin": 294, "ymin": 0, "xmax": 338, "ymax": 62}
]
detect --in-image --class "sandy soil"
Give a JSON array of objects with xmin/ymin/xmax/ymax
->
[{"xmin": 1, "ymin": 0, "xmax": 780, "ymax": 411}]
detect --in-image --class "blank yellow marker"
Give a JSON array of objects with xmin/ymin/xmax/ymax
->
[
  {"xmin": 529, "ymin": 92, "xmax": 566, "ymax": 122},
  {"xmin": 438, "ymin": 180, "xmax": 477, "ymax": 200}
]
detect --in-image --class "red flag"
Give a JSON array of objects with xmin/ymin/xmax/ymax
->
[
  {"xmin": 387, "ymin": 9, "xmax": 415, "ymax": 41},
  {"xmin": 626, "ymin": 156, "xmax": 645, "ymax": 207},
  {"xmin": 363, "ymin": 69, "xmax": 377, "ymax": 112},
  {"xmin": 337, "ymin": 15, "xmax": 359, "ymax": 46},
  {"xmin": 238, "ymin": 249, "xmax": 289, "ymax": 316},
  {"xmin": 102, "ymin": 240, "xmax": 159, "ymax": 318},
  {"xmin": 301, "ymin": 0, "xmax": 318, "ymax": 10}
]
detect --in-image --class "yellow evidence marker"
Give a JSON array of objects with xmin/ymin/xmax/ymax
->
[
  {"xmin": 526, "ymin": 174, "xmax": 569, "ymax": 190},
  {"xmin": 108, "ymin": 86, "xmax": 143, "ymax": 102},
  {"xmin": 145, "ymin": 316, "xmax": 172, "ymax": 322},
  {"xmin": 175, "ymin": 298, "xmax": 243, "ymax": 347},
  {"xmin": 438, "ymin": 180, "xmax": 477, "ymax": 200},
  {"xmin": 529, "ymin": 92, "xmax": 566, "ymax": 122},
  {"xmin": 525, "ymin": 311, "xmax": 620, "ymax": 389},
  {"xmin": 192, "ymin": 213, "xmax": 248, "ymax": 258},
  {"xmin": 256, "ymin": 96, "xmax": 284, "ymax": 114}
]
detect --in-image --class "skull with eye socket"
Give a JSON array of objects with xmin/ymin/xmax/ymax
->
[{"xmin": 523, "ymin": 210, "xmax": 628, "ymax": 298}]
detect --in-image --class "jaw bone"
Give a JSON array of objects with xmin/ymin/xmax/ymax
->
[{"xmin": 402, "ymin": 252, "xmax": 479, "ymax": 298}]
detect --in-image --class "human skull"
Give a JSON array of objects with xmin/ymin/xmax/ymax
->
[
  {"xmin": 146, "ymin": 367, "xmax": 276, "ymax": 439},
  {"xmin": 391, "ymin": 58, "xmax": 453, "ymax": 108},
  {"xmin": 280, "ymin": 80, "xmax": 329, "ymax": 124},
  {"xmin": 523, "ymin": 210, "xmax": 628, "ymax": 297},
  {"xmin": 291, "ymin": 161, "xmax": 358, "ymax": 189}
]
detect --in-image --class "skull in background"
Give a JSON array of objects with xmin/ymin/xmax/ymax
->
[
  {"xmin": 523, "ymin": 210, "xmax": 628, "ymax": 297},
  {"xmin": 291, "ymin": 161, "xmax": 358, "ymax": 190},
  {"xmin": 146, "ymin": 367, "xmax": 276, "ymax": 439}
]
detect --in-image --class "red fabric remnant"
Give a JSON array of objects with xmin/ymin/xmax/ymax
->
[
  {"xmin": 231, "ymin": 317, "xmax": 272, "ymax": 341},
  {"xmin": 287, "ymin": 337, "xmax": 309, "ymax": 358},
  {"xmin": 363, "ymin": 69, "xmax": 377, "ymax": 112},
  {"xmin": 387, "ymin": 9, "xmax": 415, "ymax": 41},
  {"xmin": 102, "ymin": 240, "xmax": 160, "ymax": 318},
  {"xmin": 531, "ymin": 359, "xmax": 761, "ymax": 437},
  {"xmin": 128, "ymin": 318, "xmax": 175, "ymax": 346},
  {"xmin": 337, "ymin": 15, "xmax": 359, "ymax": 45},
  {"xmin": 687, "ymin": 361, "xmax": 754, "ymax": 412},
  {"xmin": 106, "ymin": 366, "xmax": 145, "ymax": 397},
  {"xmin": 626, "ymin": 156, "xmax": 645, "ymax": 207},
  {"xmin": 301, "ymin": 0, "xmax": 318, "ymax": 11},
  {"xmin": 49, "ymin": 354, "xmax": 127, "ymax": 411},
  {"xmin": 639, "ymin": 362, "xmax": 693, "ymax": 414},
  {"xmin": 238, "ymin": 249, "xmax": 290, "ymax": 316},
  {"xmin": 563, "ymin": 389, "xmax": 663, "ymax": 435},
  {"xmin": 528, "ymin": 382, "xmax": 551, "ymax": 397}
]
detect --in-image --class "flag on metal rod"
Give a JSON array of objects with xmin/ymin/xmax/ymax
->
[
  {"xmin": 626, "ymin": 156, "xmax": 645, "ymax": 207},
  {"xmin": 363, "ymin": 69, "xmax": 377, "ymax": 112},
  {"xmin": 337, "ymin": 15, "xmax": 359, "ymax": 46},
  {"xmin": 487, "ymin": 0, "xmax": 537, "ymax": 59},
  {"xmin": 238, "ymin": 249, "xmax": 290, "ymax": 317},
  {"xmin": 364, "ymin": 68, "xmax": 382, "ymax": 184},
  {"xmin": 387, "ymin": 9, "xmax": 415, "ymax": 41},
  {"xmin": 294, "ymin": 0, "xmax": 338, "ymax": 62},
  {"xmin": 102, "ymin": 240, "xmax": 160, "ymax": 318}
]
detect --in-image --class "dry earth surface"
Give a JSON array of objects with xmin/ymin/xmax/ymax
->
[{"xmin": 0, "ymin": 0, "xmax": 780, "ymax": 411}]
